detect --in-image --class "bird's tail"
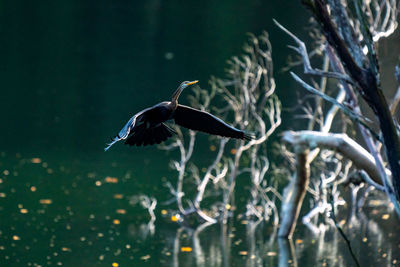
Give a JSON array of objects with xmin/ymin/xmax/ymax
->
[{"xmin": 243, "ymin": 132, "xmax": 256, "ymax": 141}]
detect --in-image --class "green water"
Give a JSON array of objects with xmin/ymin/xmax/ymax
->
[{"xmin": 1, "ymin": 1, "xmax": 400, "ymax": 266}]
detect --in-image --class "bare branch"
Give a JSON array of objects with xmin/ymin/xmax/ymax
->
[
  {"xmin": 274, "ymin": 19, "xmax": 355, "ymax": 84},
  {"xmin": 282, "ymin": 130, "xmax": 388, "ymax": 185}
]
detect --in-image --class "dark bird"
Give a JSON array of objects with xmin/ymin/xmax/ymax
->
[{"xmin": 105, "ymin": 81, "xmax": 252, "ymax": 151}]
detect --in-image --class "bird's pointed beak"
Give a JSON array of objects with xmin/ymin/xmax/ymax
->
[{"xmin": 186, "ymin": 80, "xmax": 199, "ymax": 86}]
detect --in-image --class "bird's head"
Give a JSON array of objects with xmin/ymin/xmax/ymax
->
[
  {"xmin": 179, "ymin": 80, "xmax": 199, "ymax": 91},
  {"xmin": 171, "ymin": 80, "xmax": 199, "ymax": 103}
]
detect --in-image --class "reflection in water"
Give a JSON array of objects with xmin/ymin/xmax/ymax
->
[
  {"xmin": 278, "ymin": 238, "xmax": 297, "ymax": 267},
  {"xmin": 0, "ymin": 153, "xmax": 400, "ymax": 266}
]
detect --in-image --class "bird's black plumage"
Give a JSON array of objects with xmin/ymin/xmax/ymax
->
[
  {"xmin": 105, "ymin": 81, "xmax": 252, "ymax": 151},
  {"xmin": 174, "ymin": 104, "xmax": 252, "ymax": 140}
]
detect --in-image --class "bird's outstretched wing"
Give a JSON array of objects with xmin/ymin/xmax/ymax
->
[
  {"xmin": 125, "ymin": 123, "xmax": 176, "ymax": 147},
  {"xmin": 105, "ymin": 106, "xmax": 177, "ymax": 150},
  {"xmin": 174, "ymin": 104, "xmax": 253, "ymax": 140},
  {"xmin": 104, "ymin": 108, "xmax": 149, "ymax": 151}
]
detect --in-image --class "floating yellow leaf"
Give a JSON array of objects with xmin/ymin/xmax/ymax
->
[
  {"xmin": 61, "ymin": 247, "xmax": 71, "ymax": 252},
  {"xmin": 230, "ymin": 149, "xmax": 237, "ymax": 155},
  {"xmin": 113, "ymin": 219, "xmax": 120, "ymax": 225},
  {"xmin": 40, "ymin": 199, "xmax": 52, "ymax": 205},
  {"xmin": 140, "ymin": 255, "xmax": 151, "ymax": 261},
  {"xmin": 225, "ymin": 204, "xmax": 231, "ymax": 210},
  {"xmin": 362, "ymin": 237, "xmax": 367, "ymax": 242},
  {"xmin": 20, "ymin": 209, "xmax": 28, "ymax": 214},
  {"xmin": 161, "ymin": 210, "xmax": 167, "ymax": 215},
  {"xmin": 112, "ymin": 263, "xmax": 119, "ymax": 267},
  {"xmin": 30, "ymin": 186, "xmax": 37, "ymax": 192},
  {"xmin": 0, "ymin": 193, "xmax": 5, "ymax": 198},
  {"xmin": 295, "ymin": 239, "xmax": 303, "ymax": 244},
  {"xmin": 181, "ymin": 247, "xmax": 192, "ymax": 252},
  {"xmin": 210, "ymin": 145, "xmax": 216, "ymax": 151},
  {"xmin": 113, "ymin": 194, "xmax": 123, "ymax": 199},
  {"xmin": 266, "ymin": 251, "xmax": 277, "ymax": 256},
  {"xmin": 12, "ymin": 235, "xmax": 20, "ymax": 241},
  {"xmin": 171, "ymin": 215, "xmax": 179, "ymax": 222},
  {"xmin": 382, "ymin": 214, "xmax": 390, "ymax": 220},
  {"xmin": 105, "ymin": 177, "xmax": 118, "ymax": 183},
  {"xmin": 116, "ymin": 209, "xmax": 126, "ymax": 214},
  {"xmin": 239, "ymin": 251, "xmax": 248, "ymax": 256},
  {"xmin": 31, "ymin": 158, "xmax": 42, "ymax": 164}
]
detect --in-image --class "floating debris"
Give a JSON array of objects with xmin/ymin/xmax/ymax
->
[
  {"xmin": 181, "ymin": 247, "xmax": 192, "ymax": 252},
  {"xmin": 113, "ymin": 194, "xmax": 123, "ymax": 199},
  {"xmin": 382, "ymin": 214, "xmax": 390, "ymax": 220},
  {"xmin": 3, "ymin": 170, "xmax": 9, "ymax": 175},
  {"xmin": 266, "ymin": 251, "xmax": 277, "ymax": 256},
  {"xmin": 20, "ymin": 209, "xmax": 28, "ymax": 214},
  {"xmin": 31, "ymin": 158, "xmax": 42, "ymax": 164},
  {"xmin": 0, "ymin": 193, "xmax": 6, "ymax": 198},
  {"xmin": 116, "ymin": 209, "xmax": 126, "ymax": 214},
  {"xmin": 239, "ymin": 251, "xmax": 248, "ymax": 256},
  {"xmin": 39, "ymin": 199, "xmax": 53, "ymax": 205},
  {"xmin": 105, "ymin": 177, "xmax": 118, "ymax": 183},
  {"xmin": 61, "ymin": 247, "xmax": 71, "ymax": 252},
  {"xmin": 140, "ymin": 255, "xmax": 151, "ymax": 261},
  {"xmin": 171, "ymin": 214, "xmax": 182, "ymax": 222}
]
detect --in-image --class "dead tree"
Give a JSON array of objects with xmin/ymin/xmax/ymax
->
[{"xmin": 275, "ymin": 0, "xmax": 399, "ymax": 238}]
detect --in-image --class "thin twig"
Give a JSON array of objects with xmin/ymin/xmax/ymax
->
[{"xmin": 329, "ymin": 187, "xmax": 361, "ymax": 267}]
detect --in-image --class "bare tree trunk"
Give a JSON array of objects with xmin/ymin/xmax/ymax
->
[{"xmin": 278, "ymin": 148, "xmax": 310, "ymax": 238}]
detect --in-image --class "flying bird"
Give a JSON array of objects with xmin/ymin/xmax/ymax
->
[{"xmin": 105, "ymin": 80, "xmax": 252, "ymax": 151}]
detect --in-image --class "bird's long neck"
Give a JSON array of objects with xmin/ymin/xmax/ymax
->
[{"xmin": 170, "ymin": 87, "xmax": 183, "ymax": 109}]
